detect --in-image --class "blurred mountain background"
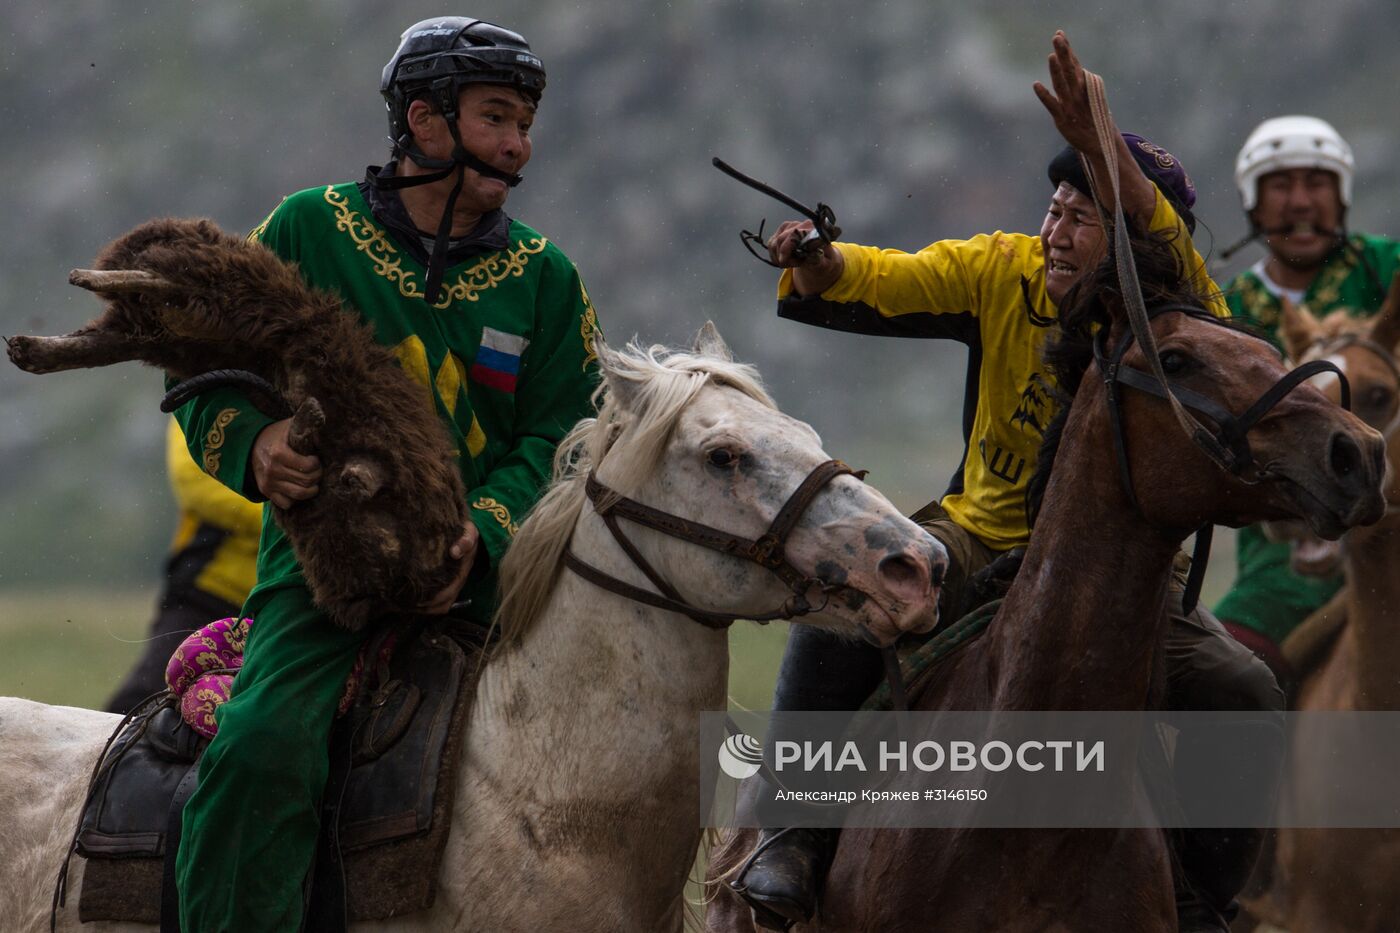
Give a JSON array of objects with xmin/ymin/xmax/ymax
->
[{"xmin": 1, "ymin": 2, "xmax": 1396, "ymax": 683}]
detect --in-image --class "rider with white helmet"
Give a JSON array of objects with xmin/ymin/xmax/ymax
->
[
  {"xmin": 1236, "ymin": 116, "xmax": 1354, "ymax": 215},
  {"xmin": 1215, "ymin": 116, "xmax": 1400, "ymax": 684}
]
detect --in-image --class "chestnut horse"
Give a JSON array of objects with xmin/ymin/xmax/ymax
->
[
  {"xmin": 706, "ymin": 241, "xmax": 1387, "ymax": 933},
  {"xmin": 1246, "ymin": 275, "xmax": 1400, "ymax": 933}
]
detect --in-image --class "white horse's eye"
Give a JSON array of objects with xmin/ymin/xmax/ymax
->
[{"xmin": 707, "ymin": 447, "xmax": 737, "ymax": 468}]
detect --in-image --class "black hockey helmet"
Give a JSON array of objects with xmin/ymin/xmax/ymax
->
[{"xmin": 381, "ymin": 18, "xmax": 546, "ymax": 149}]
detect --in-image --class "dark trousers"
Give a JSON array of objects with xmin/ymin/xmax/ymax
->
[{"xmin": 176, "ymin": 583, "xmax": 365, "ymax": 932}]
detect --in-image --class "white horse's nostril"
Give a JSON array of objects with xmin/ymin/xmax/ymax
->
[{"xmin": 877, "ymin": 552, "xmax": 931, "ymax": 600}]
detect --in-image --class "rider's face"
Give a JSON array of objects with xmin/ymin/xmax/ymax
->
[
  {"xmin": 409, "ymin": 84, "xmax": 535, "ymax": 215},
  {"xmin": 1040, "ymin": 183, "xmax": 1107, "ymax": 305},
  {"xmin": 1252, "ymin": 168, "xmax": 1343, "ymax": 271},
  {"xmin": 449, "ymin": 85, "xmax": 535, "ymax": 214}
]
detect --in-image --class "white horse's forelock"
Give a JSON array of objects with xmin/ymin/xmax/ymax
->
[{"xmin": 495, "ymin": 339, "xmax": 775, "ymax": 643}]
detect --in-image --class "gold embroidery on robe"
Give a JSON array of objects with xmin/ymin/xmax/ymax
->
[
  {"xmin": 324, "ymin": 187, "xmax": 547, "ymax": 309},
  {"xmin": 472, "ymin": 497, "xmax": 518, "ymax": 535},
  {"xmin": 202, "ymin": 408, "xmax": 241, "ymax": 477},
  {"xmin": 579, "ymin": 280, "xmax": 600, "ymax": 370}
]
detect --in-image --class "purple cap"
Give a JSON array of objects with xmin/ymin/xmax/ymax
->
[
  {"xmin": 1121, "ymin": 133, "xmax": 1196, "ymax": 210},
  {"xmin": 1048, "ymin": 133, "xmax": 1197, "ymax": 232}
]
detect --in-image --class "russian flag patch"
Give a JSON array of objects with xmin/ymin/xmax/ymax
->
[{"xmin": 470, "ymin": 327, "xmax": 530, "ymax": 393}]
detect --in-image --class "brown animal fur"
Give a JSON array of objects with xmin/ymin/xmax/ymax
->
[{"xmin": 6, "ymin": 217, "xmax": 467, "ymax": 630}]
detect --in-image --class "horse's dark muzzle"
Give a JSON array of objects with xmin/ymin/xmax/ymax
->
[
  {"xmin": 1330, "ymin": 428, "xmax": 1387, "ymax": 527},
  {"xmin": 1291, "ymin": 427, "xmax": 1387, "ymax": 537}
]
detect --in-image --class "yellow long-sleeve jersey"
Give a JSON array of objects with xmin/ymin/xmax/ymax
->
[{"xmin": 777, "ymin": 190, "xmax": 1225, "ymax": 551}]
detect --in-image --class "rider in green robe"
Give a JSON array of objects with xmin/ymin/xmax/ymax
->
[
  {"xmin": 1213, "ymin": 116, "xmax": 1400, "ymax": 680},
  {"xmin": 171, "ymin": 18, "xmax": 600, "ymax": 930}
]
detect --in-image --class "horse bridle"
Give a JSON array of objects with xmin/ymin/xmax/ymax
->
[
  {"xmin": 1071, "ymin": 69, "xmax": 1356, "ymax": 612},
  {"xmin": 1095, "ymin": 303, "xmax": 1353, "ymax": 506},
  {"xmin": 1302, "ymin": 332, "xmax": 1400, "ymax": 388},
  {"xmin": 562, "ymin": 458, "xmax": 870, "ymax": 630},
  {"xmin": 1094, "ymin": 304, "xmax": 1352, "ymax": 611}
]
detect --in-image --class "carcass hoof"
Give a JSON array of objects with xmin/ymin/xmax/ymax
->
[{"xmin": 5, "ymin": 335, "xmax": 52, "ymax": 373}]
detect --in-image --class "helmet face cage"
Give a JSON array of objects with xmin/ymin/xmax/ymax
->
[
  {"xmin": 1235, "ymin": 116, "xmax": 1354, "ymax": 211},
  {"xmin": 381, "ymin": 18, "xmax": 546, "ymax": 149}
]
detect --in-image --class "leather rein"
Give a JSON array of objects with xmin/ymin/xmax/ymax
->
[
  {"xmin": 1095, "ymin": 305, "xmax": 1352, "ymax": 508},
  {"xmin": 1078, "ymin": 71, "xmax": 1353, "ymax": 612},
  {"xmin": 1092, "ymin": 304, "xmax": 1351, "ymax": 616},
  {"xmin": 562, "ymin": 458, "xmax": 868, "ymax": 630}
]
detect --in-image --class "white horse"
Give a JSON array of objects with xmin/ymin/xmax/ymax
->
[{"xmin": 0, "ymin": 325, "xmax": 946, "ymax": 932}]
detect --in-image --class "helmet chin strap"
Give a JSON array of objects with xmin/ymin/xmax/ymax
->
[
  {"xmin": 369, "ymin": 114, "xmax": 524, "ymax": 303},
  {"xmin": 406, "ymin": 118, "xmax": 524, "ymax": 187},
  {"xmin": 1222, "ymin": 204, "xmax": 1351, "ymax": 263}
]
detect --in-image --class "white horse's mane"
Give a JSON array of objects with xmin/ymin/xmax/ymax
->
[{"xmin": 495, "ymin": 338, "xmax": 776, "ymax": 643}]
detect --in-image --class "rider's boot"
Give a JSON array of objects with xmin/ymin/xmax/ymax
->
[
  {"xmin": 732, "ymin": 626, "xmax": 880, "ymax": 929},
  {"xmin": 1173, "ymin": 826, "xmax": 1264, "ymax": 933},
  {"xmin": 730, "ymin": 826, "xmax": 837, "ymax": 931}
]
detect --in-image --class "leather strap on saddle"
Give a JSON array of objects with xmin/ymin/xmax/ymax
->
[
  {"xmin": 305, "ymin": 717, "xmax": 355, "ymax": 932},
  {"xmin": 159, "ymin": 761, "xmax": 200, "ymax": 933}
]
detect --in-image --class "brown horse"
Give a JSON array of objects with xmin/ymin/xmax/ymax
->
[
  {"xmin": 706, "ymin": 243, "xmax": 1387, "ymax": 933},
  {"xmin": 1246, "ymin": 275, "xmax": 1400, "ymax": 933}
]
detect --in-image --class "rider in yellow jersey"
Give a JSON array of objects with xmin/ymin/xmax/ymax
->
[
  {"xmin": 783, "ymin": 185, "xmax": 1223, "ymax": 556},
  {"xmin": 732, "ymin": 33, "xmax": 1279, "ymax": 933}
]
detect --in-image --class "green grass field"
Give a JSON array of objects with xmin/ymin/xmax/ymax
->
[
  {"xmin": 0, "ymin": 588, "xmax": 792, "ymax": 712},
  {"xmin": 0, "ymin": 549, "xmax": 1239, "ymax": 711},
  {"xmin": 0, "ymin": 589, "xmax": 158, "ymax": 709}
]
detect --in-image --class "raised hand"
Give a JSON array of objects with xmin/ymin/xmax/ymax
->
[
  {"xmin": 1031, "ymin": 30, "xmax": 1158, "ymax": 227},
  {"xmin": 1032, "ymin": 30, "xmax": 1099, "ymax": 156}
]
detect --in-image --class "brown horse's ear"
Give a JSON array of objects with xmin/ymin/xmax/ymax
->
[
  {"xmin": 1368, "ymin": 271, "xmax": 1400, "ymax": 354},
  {"xmin": 1279, "ymin": 297, "xmax": 1322, "ymax": 362}
]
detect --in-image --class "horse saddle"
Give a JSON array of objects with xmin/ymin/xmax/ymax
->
[{"xmin": 66, "ymin": 619, "xmax": 487, "ymax": 927}]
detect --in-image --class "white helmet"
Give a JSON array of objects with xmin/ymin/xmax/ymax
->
[{"xmin": 1235, "ymin": 116, "xmax": 1353, "ymax": 211}]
